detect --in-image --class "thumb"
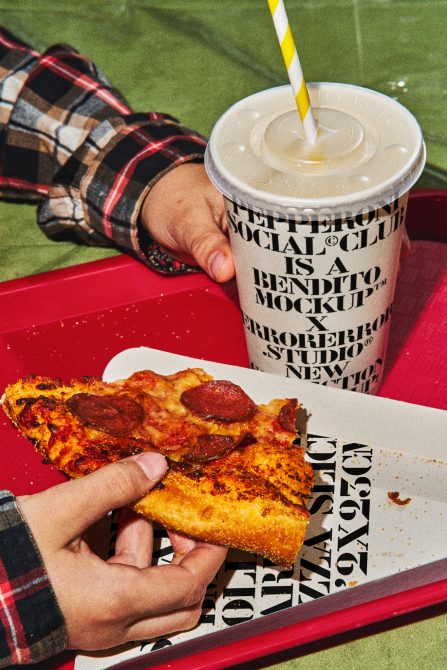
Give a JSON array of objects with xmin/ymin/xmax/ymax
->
[
  {"xmin": 20, "ymin": 453, "xmax": 168, "ymax": 545},
  {"xmin": 192, "ymin": 230, "xmax": 235, "ymax": 283},
  {"xmin": 174, "ymin": 204, "xmax": 235, "ymax": 282}
]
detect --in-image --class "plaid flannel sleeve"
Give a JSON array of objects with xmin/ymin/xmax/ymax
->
[
  {"xmin": 0, "ymin": 26, "xmax": 205, "ymax": 275},
  {"xmin": 0, "ymin": 491, "xmax": 66, "ymax": 668}
]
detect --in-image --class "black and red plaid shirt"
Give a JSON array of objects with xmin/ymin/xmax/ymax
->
[
  {"xmin": 0, "ymin": 26, "xmax": 207, "ymax": 275},
  {"xmin": 0, "ymin": 26, "xmax": 211, "ymax": 667},
  {"xmin": 0, "ymin": 491, "xmax": 66, "ymax": 668}
]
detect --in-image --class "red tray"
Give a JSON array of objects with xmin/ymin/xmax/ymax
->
[{"xmin": 0, "ymin": 190, "xmax": 446, "ymax": 669}]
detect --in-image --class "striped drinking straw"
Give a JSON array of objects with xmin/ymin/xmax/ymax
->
[{"xmin": 267, "ymin": 0, "xmax": 318, "ymax": 142}]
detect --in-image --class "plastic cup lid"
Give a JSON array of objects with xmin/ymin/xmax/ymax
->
[{"xmin": 205, "ymin": 83, "xmax": 426, "ymax": 218}]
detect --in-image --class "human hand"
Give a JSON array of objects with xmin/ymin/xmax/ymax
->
[
  {"xmin": 141, "ymin": 162, "xmax": 235, "ymax": 283},
  {"xmin": 17, "ymin": 453, "xmax": 227, "ymax": 651}
]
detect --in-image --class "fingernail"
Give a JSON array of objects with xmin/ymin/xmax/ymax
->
[
  {"xmin": 209, "ymin": 251, "xmax": 225, "ymax": 280},
  {"xmin": 135, "ymin": 452, "xmax": 168, "ymax": 481}
]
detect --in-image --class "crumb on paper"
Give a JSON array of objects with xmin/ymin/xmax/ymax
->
[
  {"xmin": 387, "ymin": 491, "xmax": 412, "ymax": 506},
  {"xmin": 348, "ymin": 581, "xmax": 358, "ymax": 587}
]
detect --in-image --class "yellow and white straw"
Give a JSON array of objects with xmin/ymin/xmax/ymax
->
[{"xmin": 267, "ymin": 0, "xmax": 318, "ymax": 143}]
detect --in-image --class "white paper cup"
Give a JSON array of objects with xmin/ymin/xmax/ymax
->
[{"xmin": 205, "ymin": 84, "xmax": 425, "ymax": 393}]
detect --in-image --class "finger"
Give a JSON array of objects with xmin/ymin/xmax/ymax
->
[
  {"xmin": 19, "ymin": 452, "xmax": 167, "ymax": 547},
  {"xmin": 125, "ymin": 599, "xmax": 204, "ymax": 643},
  {"xmin": 168, "ymin": 530, "xmax": 198, "ymax": 564},
  {"xmin": 180, "ymin": 174, "xmax": 234, "ymax": 282},
  {"xmin": 108, "ymin": 509, "xmax": 154, "ymax": 568},
  {"xmin": 207, "ymin": 246, "xmax": 235, "ymax": 283},
  {"xmin": 141, "ymin": 162, "xmax": 236, "ymax": 283},
  {"xmin": 176, "ymin": 542, "xmax": 227, "ymax": 580},
  {"xmin": 153, "ymin": 213, "xmax": 234, "ymax": 283},
  {"xmin": 120, "ymin": 543, "xmax": 226, "ymax": 620},
  {"xmin": 179, "ymin": 209, "xmax": 235, "ymax": 283}
]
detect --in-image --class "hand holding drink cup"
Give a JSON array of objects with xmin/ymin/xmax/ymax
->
[{"xmin": 205, "ymin": 2, "xmax": 425, "ymax": 394}]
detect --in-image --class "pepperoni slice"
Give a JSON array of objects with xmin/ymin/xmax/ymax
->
[
  {"xmin": 186, "ymin": 434, "xmax": 236, "ymax": 463},
  {"xmin": 180, "ymin": 380, "xmax": 256, "ymax": 422},
  {"xmin": 278, "ymin": 399, "xmax": 298, "ymax": 433},
  {"xmin": 67, "ymin": 393, "xmax": 144, "ymax": 437}
]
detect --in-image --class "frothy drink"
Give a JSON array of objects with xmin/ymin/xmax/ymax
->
[{"xmin": 205, "ymin": 84, "xmax": 425, "ymax": 393}]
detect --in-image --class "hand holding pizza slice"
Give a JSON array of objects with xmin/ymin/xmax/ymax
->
[{"xmin": 2, "ymin": 368, "xmax": 314, "ymax": 567}]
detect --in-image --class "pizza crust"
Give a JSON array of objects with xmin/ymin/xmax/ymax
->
[{"xmin": 135, "ymin": 466, "xmax": 309, "ymax": 566}]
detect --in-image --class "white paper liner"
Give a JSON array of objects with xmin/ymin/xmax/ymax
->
[{"xmin": 74, "ymin": 347, "xmax": 447, "ymax": 670}]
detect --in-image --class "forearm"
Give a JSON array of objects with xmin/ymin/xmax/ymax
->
[
  {"xmin": 0, "ymin": 27, "xmax": 205, "ymax": 271},
  {"xmin": 0, "ymin": 27, "xmax": 132, "ymax": 200}
]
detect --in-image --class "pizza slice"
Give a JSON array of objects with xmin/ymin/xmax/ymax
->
[{"xmin": 2, "ymin": 368, "xmax": 314, "ymax": 566}]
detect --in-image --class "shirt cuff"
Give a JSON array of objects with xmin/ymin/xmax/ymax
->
[
  {"xmin": 0, "ymin": 491, "xmax": 66, "ymax": 667},
  {"xmin": 42, "ymin": 113, "xmax": 207, "ymax": 274}
]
